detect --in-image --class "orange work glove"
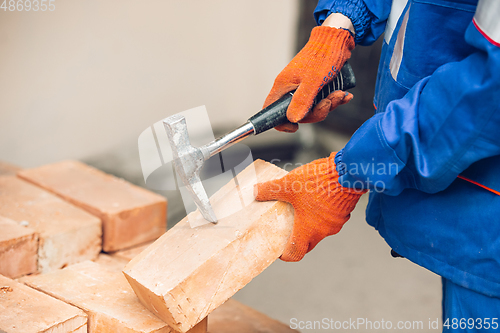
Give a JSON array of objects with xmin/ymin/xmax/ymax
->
[
  {"xmin": 254, "ymin": 152, "xmax": 366, "ymax": 262},
  {"xmin": 264, "ymin": 26, "xmax": 355, "ymax": 133}
]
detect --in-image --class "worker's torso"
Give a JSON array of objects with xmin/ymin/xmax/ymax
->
[
  {"xmin": 368, "ymin": 0, "xmax": 500, "ymax": 297},
  {"xmin": 374, "ymin": 0, "xmax": 478, "ymax": 112}
]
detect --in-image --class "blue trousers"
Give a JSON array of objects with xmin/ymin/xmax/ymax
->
[{"xmin": 443, "ymin": 278, "xmax": 500, "ymax": 332}]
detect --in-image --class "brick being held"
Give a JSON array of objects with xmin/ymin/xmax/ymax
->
[{"xmin": 124, "ymin": 160, "xmax": 295, "ymax": 333}]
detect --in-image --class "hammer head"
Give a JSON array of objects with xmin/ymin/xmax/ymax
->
[{"xmin": 163, "ymin": 114, "xmax": 217, "ymax": 223}]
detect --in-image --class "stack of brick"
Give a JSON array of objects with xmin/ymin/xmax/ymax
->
[{"xmin": 0, "ymin": 160, "xmax": 167, "ymax": 277}]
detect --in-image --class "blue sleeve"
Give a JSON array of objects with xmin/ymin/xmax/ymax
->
[
  {"xmin": 335, "ymin": 22, "xmax": 500, "ymax": 195},
  {"xmin": 314, "ymin": 0, "xmax": 392, "ymax": 45}
]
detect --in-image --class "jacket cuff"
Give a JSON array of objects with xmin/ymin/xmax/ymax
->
[
  {"xmin": 334, "ymin": 114, "xmax": 410, "ymax": 194},
  {"xmin": 314, "ymin": 0, "xmax": 373, "ymax": 44},
  {"xmin": 334, "ymin": 149, "xmax": 347, "ymax": 176}
]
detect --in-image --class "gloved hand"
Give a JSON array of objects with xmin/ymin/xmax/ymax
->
[
  {"xmin": 264, "ymin": 26, "xmax": 355, "ymax": 133},
  {"xmin": 254, "ymin": 152, "xmax": 366, "ymax": 262}
]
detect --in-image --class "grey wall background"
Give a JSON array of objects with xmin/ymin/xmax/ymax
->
[{"xmin": 0, "ymin": 0, "xmax": 298, "ymax": 167}]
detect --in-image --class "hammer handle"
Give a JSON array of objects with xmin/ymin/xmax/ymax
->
[{"xmin": 248, "ymin": 62, "xmax": 356, "ymax": 135}]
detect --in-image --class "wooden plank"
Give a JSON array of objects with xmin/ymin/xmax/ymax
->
[
  {"xmin": 209, "ymin": 299, "xmax": 299, "ymax": 333},
  {"xmin": 0, "ymin": 162, "xmax": 21, "ymax": 176},
  {"xmin": 0, "ymin": 176, "xmax": 101, "ymax": 273},
  {"xmin": 0, "ymin": 216, "xmax": 38, "ymax": 278},
  {"xmin": 20, "ymin": 261, "xmax": 206, "ymax": 333},
  {"xmin": 18, "ymin": 160, "xmax": 167, "ymax": 252},
  {"xmin": 0, "ymin": 274, "xmax": 87, "ymax": 333},
  {"xmin": 123, "ymin": 160, "xmax": 294, "ymax": 333}
]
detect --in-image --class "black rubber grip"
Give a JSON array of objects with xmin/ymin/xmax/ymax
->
[{"xmin": 249, "ymin": 62, "xmax": 356, "ymax": 135}]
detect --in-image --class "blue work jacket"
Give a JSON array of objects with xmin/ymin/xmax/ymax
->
[{"xmin": 315, "ymin": 0, "xmax": 500, "ymax": 297}]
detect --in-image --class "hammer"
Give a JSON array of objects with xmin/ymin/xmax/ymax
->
[{"xmin": 163, "ymin": 63, "xmax": 356, "ymax": 223}]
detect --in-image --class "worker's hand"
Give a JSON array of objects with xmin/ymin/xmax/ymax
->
[
  {"xmin": 254, "ymin": 152, "xmax": 366, "ymax": 262},
  {"xmin": 264, "ymin": 26, "xmax": 355, "ymax": 133}
]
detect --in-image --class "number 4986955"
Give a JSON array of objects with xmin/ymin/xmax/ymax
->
[{"xmin": 1, "ymin": 0, "xmax": 56, "ymax": 11}]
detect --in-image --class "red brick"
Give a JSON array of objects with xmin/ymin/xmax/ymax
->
[
  {"xmin": 0, "ymin": 176, "xmax": 101, "ymax": 273},
  {"xmin": 18, "ymin": 160, "xmax": 167, "ymax": 252},
  {"xmin": 0, "ymin": 274, "xmax": 87, "ymax": 332},
  {"xmin": 0, "ymin": 216, "xmax": 38, "ymax": 278},
  {"xmin": 21, "ymin": 261, "xmax": 206, "ymax": 333}
]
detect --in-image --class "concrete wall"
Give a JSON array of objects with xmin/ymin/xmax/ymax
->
[{"xmin": 0, "ymin": 0, "xmax": 298, "ymax": 167}]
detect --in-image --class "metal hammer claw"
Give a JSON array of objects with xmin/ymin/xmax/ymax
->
[{"xmin": 163, "ymin": 62, "xmax": 356, "ymax": 224}]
